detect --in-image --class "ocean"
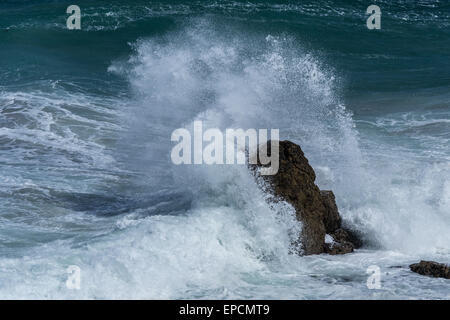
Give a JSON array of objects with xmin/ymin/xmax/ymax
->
[{"xmin": 0, "ymin": 0, "xmax": 449, "ymax": 299}]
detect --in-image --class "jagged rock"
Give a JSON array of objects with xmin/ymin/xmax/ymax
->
[
  {"xmin": 259, "ymin": 140, "xmax": 326, "ymax": 254},
  {"xmin": 330, "ymin": 228, "xmax": 350, "ymax": 243},
  {"xmin": 410, "ymin": 261, "xmax": 450, "ymax": 279},
  {"xmin": 341, "ymin": 227, "xmax": 363, "ymax": 249},
  {"xmin": 324, "ymin": 240, "xmax": 354, "ymax": 255},
  {"xmin": 321, "ymin": 191, "xmax": 363, "ymax": 249},
  {"xmin": 321, "ymin": 190, "xmax": 342, "ymax": 233},
  {"xmin": 252, "ymin": 140, "xmax": 362, "ymax": 255},
  {"xmin": 324, "ymin": 229, "xmax": 354, "ymax": 255}
]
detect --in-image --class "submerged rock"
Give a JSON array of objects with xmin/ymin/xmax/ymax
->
[
  {"xmin": 410, "ymin": 261, "xmax": 450, "ymax": 279},
  {"xmin": 252, "ymin": 140, "xmax": 362, "ymax": 255}
]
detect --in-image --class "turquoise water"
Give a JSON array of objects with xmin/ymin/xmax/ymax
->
[{"xmin": 0, "ymin": 1, "xmax": 449, "ymax": 299}]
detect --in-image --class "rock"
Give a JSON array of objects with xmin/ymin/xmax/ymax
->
[
  {"xmin": 410, "ymin": 261, "xmax": 450, "ymax": 279},
  {"xmin": 252, "ymin": 140, "xmax": 362, "ymax": 255},
  {"xmin": 324, "ymin": 229, "xmax": 355, "ymax": 255},
  {"xmin": 320, "ymin": 190, "xmax": 363, "ymax": 249},
  {"xmin": 331, "ymin": 228, "xmax": 352, "ymax": 243},
  {"xmin": 324, "ymin": 240, "xmax": 354, "ymax": 255},
  {"xmin": 321, "ymin": 190, "xmax": 342, "ymax": 234},
  {"xmin": 341, "ymin": 227, "xmax": 363, "ymax": 249},
  {"xmin": 258, "ymin": 140, "xmax": 326, "ymax": 254}
]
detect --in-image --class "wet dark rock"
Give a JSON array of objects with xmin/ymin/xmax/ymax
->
[
  {"xmin": 410, "ymin": 260, "xmax": 450, "ymax": 279},
  {"xmin": 321, "ymin": 191, "xmax": 363, "ymax": 249},
  {"xmin": 324, "ymin": 229, "xmax": 356, "ymax": 255},
  {"xmin": 321, "ymin": 190, "xmax": 342, "ymax": 233},
  {"xmin": 341, "ymin": 228, "xmax": 364, "ymax": 249},
  {"xmin": 252, "ymin": 140, "xmax": 362, "ymax": 255},
  {"xmin": 324, "ymin": 240, "xmax": 354, "ymax": 255}
]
